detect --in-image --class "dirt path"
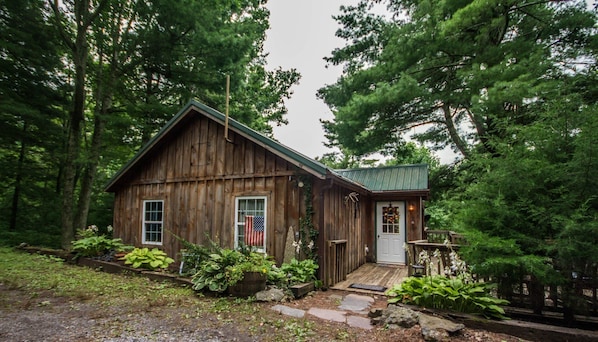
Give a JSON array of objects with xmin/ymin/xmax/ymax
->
[{"xmin": 0, "ymin": 285, "xmax": 530, "ymax": 342}]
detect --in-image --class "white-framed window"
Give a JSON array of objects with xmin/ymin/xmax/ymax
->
[
  {"xmin": 235, "ymin": 196, "xmax": 267, "ymax": 252},
  {"xmin": 142, "ymin": 200, "xmax": 164, "ymax": 245}
]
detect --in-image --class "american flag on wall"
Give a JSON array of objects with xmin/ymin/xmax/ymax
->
[{"xmin": 244, "ymin": 215, "xmax": 264, "ymax": 246}]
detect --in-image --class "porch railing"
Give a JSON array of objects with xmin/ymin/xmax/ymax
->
[{"xmin": 407, "ymin": 229, "xmax": 462, "ymax": 277}]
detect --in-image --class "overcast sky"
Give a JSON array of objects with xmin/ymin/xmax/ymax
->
[
  {"xmin": 263, "ymin": 1, "xmax": 457, "ymax": 164},
  {"xmin": 264, "ymin": 1, "xmax": 596, "ymax": 165},
  {"xmin": 264, "ymin": 0, "xmax": 358, "ymax": 161}
]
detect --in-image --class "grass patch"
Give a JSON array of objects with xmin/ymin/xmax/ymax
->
[{"xmin": 0, "ymin": 247, "xmax": 194, "ymax": 306}]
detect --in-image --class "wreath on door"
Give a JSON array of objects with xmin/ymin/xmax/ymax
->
[{"xmin": 383, "ymin": 203, "xmax": 400, "ymax": 224}]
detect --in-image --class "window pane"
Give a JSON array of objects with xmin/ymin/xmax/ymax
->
[
  {"xmin": 143, "ymin": 200, "xmax": 163, "ymax": 244},
  {"xmin": 236, "ymin": 197, "xmax": 266, "ymax": 252}
]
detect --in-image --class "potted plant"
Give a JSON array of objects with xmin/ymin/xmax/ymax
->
[
  {"xmin": 279, "ymin": 258, "xmax": 319, "ymax": 298},
  {"xmin": 191, "ymin": 248, "xmax": 274, "ymax": 296}
]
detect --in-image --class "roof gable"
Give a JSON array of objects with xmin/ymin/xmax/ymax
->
[
  {"xmin": 105, "ymin": 100, "xmax": 429, "ymax": 195},
  {"xmin": 105, "ymin": 100, "xmax": 329, "ymax": 191}
]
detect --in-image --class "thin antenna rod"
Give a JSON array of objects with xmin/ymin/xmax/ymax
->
[{"xmin": 224, "ymin": 75, "xmax": 232, "ymax": 142}]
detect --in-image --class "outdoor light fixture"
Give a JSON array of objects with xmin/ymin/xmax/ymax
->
[
  {"xmin": 289, "ymin": 175, "xmax": 304, "ymax": 188},
  {"xmin": 408, "ymin": 203, "xmax": 415, "ymax": 212}
]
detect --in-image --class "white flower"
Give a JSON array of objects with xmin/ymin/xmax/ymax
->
[
  {"xmin": 307, "ymin": 240, "xmax": 314, "ymax": 250},
  {"xmin": 107, "ymin": 225, "xmax": 113, "ymax": 233},
  {"xmin": 292, "ymin": 240, "xmax": 302, "ymax": 254}
]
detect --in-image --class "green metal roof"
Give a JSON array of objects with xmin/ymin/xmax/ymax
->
[{"xmin": 334, "ymin": 164, "xmax": 429, "ymax": 192}]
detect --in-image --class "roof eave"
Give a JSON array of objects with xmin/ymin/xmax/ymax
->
[{"xmin": 370, "ymin": 189, "xmax": 430, "ymax": 199}]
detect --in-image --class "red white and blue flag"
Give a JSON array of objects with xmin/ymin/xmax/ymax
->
[{"xmin": 244, "ymin": 215, "xmax": 264, "ymax": 246}]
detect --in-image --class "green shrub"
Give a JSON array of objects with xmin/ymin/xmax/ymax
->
[
  {"xmin": 120, "ymin": 247, "xmax": 174, "ymax": 270},
  {"xmin": 386, "ymin": 275, "xmax": 509, "ymax": 319},
  {"xmin": 279, "ymin": 258, "xmax": 318, "ymax": 285},
  {"xmin": 176, "ymin": 237, "xmax": 217, "ymax": 276},
  {"xmin": 191, "ymin": 248, "xmax": 275, "ymax": 293},
  {"xmin": 72, "ymin": 236, "xmax": 131, "ymax": 258}
]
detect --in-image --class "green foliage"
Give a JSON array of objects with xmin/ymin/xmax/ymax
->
[
  {"xmin": 191, "ymin": 248, "xmax": 274, "ymax": 293},
  {"xmin": 121, "ymin": 247, "xmax": 175, "ymax": 271},
  {"xmin": 279, "ymin": 258, "xmax": 319, "ymax": 285},
  {"xmin": 451, "ymin": 79, "xmax": 598, "ymax": 316},
  {"xmin": 0, "ymin": 0, "xmax": 300, "ymax": 249},
  {"xmin": 386, "ymin": 275, "xmax": 509, "ymax": 320},
  {"xmin": 72, "ymin": 236, "xmax": 131, "ymax": 258},
  {"xmin": 319, "ymin": 0, "xmax": 597, "ymax": 159},
  {"xmin": 174, "ymin": 234, "xmax": 219, "ymax": 276},
  {"xmin": 0, "ymin": 229, "xmax": 61, "ymax": 249},
  {"xmin": 298, "ymin": 176, "xmax": 318, "ymax": 262}
]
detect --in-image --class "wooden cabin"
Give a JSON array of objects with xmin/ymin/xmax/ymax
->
[{"xmin": 105, "ymin": 100, "xmax": 429, "ymax": 287}]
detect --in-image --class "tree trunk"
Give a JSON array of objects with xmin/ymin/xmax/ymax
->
[
  {"xmin": 9, "ymin": 122, "xmax": 28, "ymax": 232},
  {"xmin": 529, "ymin": 276, "xmax": 545, "ymax": 315},
  {"xmin": 61, "ymin": 116, "xmax": 82, "ymax": 249},
  {"xmin": 59, "ymin": 0, "xmax": 91, "ymax": 249},
  {"xmin": 74, "ymin": 88, "xmax": 110, "ymax": 232}
]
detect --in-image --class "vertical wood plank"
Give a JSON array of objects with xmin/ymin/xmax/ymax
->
[
  {"xmin": 206, "ymin": 120, "xmax": 217, "ymax": 177},
  {"xmin": 198, "ymin": 116, "xmax": 208, "ymax": 178},
  {"xmin": 215, "ymin": 124, "xmax": 226, "ymax": 176}
]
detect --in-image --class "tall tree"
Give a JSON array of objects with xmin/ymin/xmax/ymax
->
[
  {"xmin": 46, "ymin": 0, "xmax": 299, "ymax": 248},
  {"xmin": 122, "ymin": 0, "xmax": 299, "ymax": 144},
  {"xmin": 0, "ymin": 0, "xmax": 65, "ymax": 235},
  {"xmin": 49, "ymin": 0, "xmax": 109, "ymax": 248},
  {"xmin": 1, "ymin": 0, "xmax": 299, "ymax": 248},
  {"xmin": 455, "ymin": 72, "xmax": 598, "ymax": 318},
  {"xmin": 318, "ymin": 0, "xmax": 596, "ymax": 159}
]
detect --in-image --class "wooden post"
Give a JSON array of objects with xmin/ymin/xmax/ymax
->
[{"xmin": 224, "ymin": 75, "xmax": 231, "ymax": 142}]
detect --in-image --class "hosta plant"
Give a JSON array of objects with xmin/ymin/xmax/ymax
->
[
  {"xmin": 279, "ymin": 258, "xmax": 318, "ymax": 284},
  {"xmin": 386, "ymin": 275, "xmax": 509, "ymax": 319},
  {"xmin": 72, "ymin": 236, "xmax": 131, "ymax": 258},
  {"xmin": 120, "ymin": 247, "xmax": 175, "ymax": 271}
]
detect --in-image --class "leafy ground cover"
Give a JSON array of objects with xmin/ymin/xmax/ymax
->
[{"xmin": 0, "ymin": 248, "xmax": 524, "ymax": 341}]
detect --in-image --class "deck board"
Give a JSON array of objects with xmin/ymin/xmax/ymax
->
[{"xmin": 331, "ymin": 263, "xmax": 408, "ymax": 295}]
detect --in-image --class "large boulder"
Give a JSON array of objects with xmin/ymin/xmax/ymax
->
[
  {"xmin": 418, "ymin": 313, "xmax": 465, "ymax": 341},
  {"xmin": 370, "ymin": 304, "xmax": 465, "ymax": 341},
  {"xmin": 370, "ymin": 304, "xmax": 419, "ymax": 328},
  {"xmin": 255, "ymin": 287, "xmax": 286, "ymax": 302}
]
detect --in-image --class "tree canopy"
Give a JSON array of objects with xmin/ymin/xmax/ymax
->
[
  {"xmin": 0, "ymin": 0, "xmax": 299, "ymax": 247},
  {"xmin": 319, "ymin": 0, "xmax": 597, "ymax": 159}
]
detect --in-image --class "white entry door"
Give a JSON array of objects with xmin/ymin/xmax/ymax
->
[{"xmin": 376, "ymin": 201, "xmax": 406, "ymax": 264}]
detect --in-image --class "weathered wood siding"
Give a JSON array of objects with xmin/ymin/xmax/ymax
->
[
  {"xmin": 112, "ymin": 112, "xmax": 305, "ymax": 263},
  {"xmin": 314, "ymin": 180, "xmax": 369, "ymax": 287}
]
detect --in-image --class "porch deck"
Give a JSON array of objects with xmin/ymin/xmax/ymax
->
[{"xmin": 330, "ymin": 263, "xmax": 408, "ymax": 295}]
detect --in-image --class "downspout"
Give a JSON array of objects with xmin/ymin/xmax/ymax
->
[{"xmin": 318, "ymin": 177, "xmax": 334, "ymax": 288}]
